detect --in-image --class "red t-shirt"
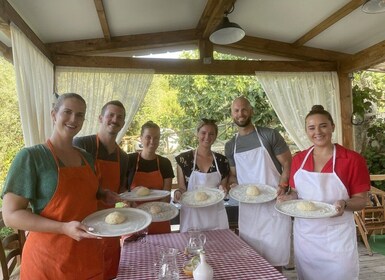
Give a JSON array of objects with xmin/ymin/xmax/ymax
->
[{"xmin": 289, "ymin": 144, "xmax": 370, "ymax": 197}]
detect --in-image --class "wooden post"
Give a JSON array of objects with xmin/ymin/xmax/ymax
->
[{"xmin": 337, "ymin": 71, "xmax": 354, "ymax": 149}]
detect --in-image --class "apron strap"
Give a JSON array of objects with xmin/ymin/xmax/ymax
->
[
  {"xmin": 300, "ymin": 145, "xmax": 336, "ymax": 171},
  {"xmin": 193, "ymin": 149, "xmax": 221, "ymax": 177}
]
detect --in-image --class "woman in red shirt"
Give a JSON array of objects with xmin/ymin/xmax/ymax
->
[{"xmin": 278, "ymin": 105, "xmax": 370, "ymax": 280}]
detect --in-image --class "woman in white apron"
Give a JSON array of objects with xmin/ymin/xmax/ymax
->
[
  {"xmin": 279, "ymin": 105, "xmax": 370, "ymax": 280},
  {"xmin": 234, "ymin": 127, "xmax": 291, "ymax": 268},
  {"xmin": 175, "ymin": 119, "xmax": 229, "ymax": 233}
]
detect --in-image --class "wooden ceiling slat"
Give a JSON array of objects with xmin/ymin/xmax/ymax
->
[
  {"xmin": 293, "ymin": 0, "xmax": 365, "ymax": 47},
  {"xmin": 94, "ymin": 0, "xmax": 111, "ymax": 41},
  {"xmin": 0, "ymin": 0, "xmax": 52, "ymax": 61},
  {"xmin": 339, "ymin": 40, "xmax": 385, "ymax": 73},
  {"xmin": 229, "ymin": 36, "xmax": 349, "ymax": 61},
  {"xmin": 46, "ymin": 29, "xmax": 199, "ymax": 55},
  {"xmin": 0, "ymin": 40, "xmax": 12, "ymax": 62},
  {"xmin": 53, "ymin": 54, "xmax": 337, "ymax": 74},
  {"xmin": 200, "ymin": 0, "xmax": 235, "ymax": 39}
]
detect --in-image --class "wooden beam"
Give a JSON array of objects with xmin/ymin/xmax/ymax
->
[
  {"xmin": 339, "ymin": 40, "xmax": 385, "ymax": 73},
  {"xmin": 0, "ymin": 16, "xmax": 10, "ymax": 38},
  {"xmin": 293, "ymin": 0, "xmax": 365, "ymax": 46},
  {"xmin": 0, "ymin": 40, "xmax": 12, "ymax": 62},
  {"xmin": 53, "ymin": 54, "xmax": 337, "ymax": 75},
  {"xmin": 199, "ymin": 39, "xmax": 213, "ymax": 64},
  {"xmin": 94, "ymin": 0, "xmax": 111, "ymax": 41},
  {"xmin": 0, "ymin": 0, "xmax": 52, "ymax": 61},
  {"xmin": 198, "ymin": 0, "xmax": 235, "ymax": 39},
  {"xmin": 229, "ymin": 36, "xmax": 350, "ymax": 61},
  {"xmin": 338, "ymin": 71, "xmax": 354, "ymax": 149},
  {"xmin": 46, "ymin": 29, "xmax": 199, "ymax": 55}
]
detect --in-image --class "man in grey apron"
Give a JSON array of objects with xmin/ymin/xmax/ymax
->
[{"xmin": 225, "ymin": 97, "xmax": 292, "ymax": 272}]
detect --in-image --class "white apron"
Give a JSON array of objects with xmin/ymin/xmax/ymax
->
[
  {"xmin": 234, "ymin": 128, "xmax": 291, "ymax": 266},
  {"xmin": 293, "ymin": 146, "xmax": 358, "ymax": 280},
  {"xmin": 179, "ymin": 150, "xmax": 229, "ymax": 233}
]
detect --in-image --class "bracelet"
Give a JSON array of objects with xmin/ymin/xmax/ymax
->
[
  {"xmin": 343, "ymin": 200, "xmax": 348, "ymax": 209},
  {"xmin": 278, "ymin": 183, "xmax": 290, "ymax": 194},
  {"xmin": 174, "ymin": 189, "xmax": 182, "ymax": 194}
]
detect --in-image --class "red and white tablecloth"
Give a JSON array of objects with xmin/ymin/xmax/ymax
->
[{"xmin": 117, "ymin": 229, "xmax": 286, "ymax": 279}]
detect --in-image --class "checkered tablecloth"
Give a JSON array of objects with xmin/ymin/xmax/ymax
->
[{"xmin": 117, "ymin": 229, "xmax": 286, "ymax": 280}]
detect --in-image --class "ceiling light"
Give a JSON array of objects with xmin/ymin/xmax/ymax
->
[
  {"xmin": 209, "ymin": 16, "xmax": 245, "ymax": 45},
  {"xmin": 209, "ymin": 4, "xmax": 245, "ymax": 45},
  {"xmin": 362, "ymin": 0, "xmax": 385, "ymax": 13}
]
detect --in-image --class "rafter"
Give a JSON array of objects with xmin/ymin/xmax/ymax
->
[
  {"xmin": 0, "ymin": 0, "xmax": 52, "ymax": 61},
  {"xmin": 53, "ymin": 54, "xmax": 337, "ymax": 74},
  {"xmin": 229, "ymin": 36, "xmax": 349, "ymax": 61},
  {"xmin": 198, "ymin": 0, "xmax": 235, "ymax": 39},
  {"xmin": 339, "ymin": 39, "xmax": 385, "ymax": 73},
  {"xmin": 46, "ymin": 29, "xmax": 199, "ymax": 55},
  {"xmin": 94, "ymin": 0, "xmax": 111, "ymax": 41},
  {"xmin": 293, "ymin": 0, "xmax": 365, "ymax": 46},
  {"xmin": 0, "ymin": 40, "xmax": 12, "ymax": 62}
]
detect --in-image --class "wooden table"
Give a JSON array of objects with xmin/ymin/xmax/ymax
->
[{"xmin": 117, "ymin": 229, "xmax": 286, "ymax": 279}]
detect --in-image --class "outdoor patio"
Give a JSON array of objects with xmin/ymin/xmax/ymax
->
[{"xmin": 283, "ymin": 239, "xmax": 385, "ymax": 280}]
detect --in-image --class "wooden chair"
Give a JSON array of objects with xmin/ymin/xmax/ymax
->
[
  {"xmin": 354, "ymin": 175, "xmax": 385, "ymax": 255},
  {"xmin": 0, "ymin": 212, "xmax": 25, "ymax": 280}
]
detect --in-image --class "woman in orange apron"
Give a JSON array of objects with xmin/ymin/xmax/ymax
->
[
  {"xmin": 1, "ymin": 93, "xmax": 119, "ymax": 279},
  {"xmin": 279, "ymin": 105, "xmax": 370, "ymax": 280},
  {"xmin": 127, "ymin": 121, "xmax": 175, "ymax": 234}
]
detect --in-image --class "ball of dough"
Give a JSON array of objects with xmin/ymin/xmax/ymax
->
[
  {"xmin": 246, "ymin": 185, "xmax": 260, "ymax": 196},
  {"xmin": 105, "ymin": 211, "xmax": 126, "ymax": 225},
  {"xmin": 150, "ymin": 205, "xmax": 162, "ymax": 214},
  {"xmin": 194, "ymin": 191, "xmax": 209, "ymax": 201},
  {"xmin": 136, "ymin": 186, "xmax": 150, "ymax": 196},
  {"xmin": 297, "ymin": 201, "xmax": 316, "ymax": 211}
]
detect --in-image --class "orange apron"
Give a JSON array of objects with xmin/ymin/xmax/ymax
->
[
  {"xmin": 95, "ymin": 135, "xmax": 121, "ymax": 280},
  {"xmin": 131, "ymin": 153, "xmax": 171, "ymax": 234},
  {"xmin": 20, "ymin": 140, "xmax": 103, "ymax": 280}
]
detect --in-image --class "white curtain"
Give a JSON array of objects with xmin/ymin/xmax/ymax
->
[
  {"xmin": 11, "ymin": 23, "xmax": 55, "ymax": 146},
  {"xmin": 55, "ymin": 67, "xmax": 154, "ymax": 143},
  {"xmin": 255, "ymin": 72, "xmax": 342, "ymax": 150}
]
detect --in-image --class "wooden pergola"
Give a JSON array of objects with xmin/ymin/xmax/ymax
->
[{"xmin": 1, "ymin": 0, "xmax": 385, "ymax": 149}]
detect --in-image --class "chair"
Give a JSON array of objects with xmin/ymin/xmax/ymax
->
[
  {"xmin": 0, "ymin": 212, "xmax": 25, "ymax": 280},
  {"xmin": 354, "ymin": 175, "xmax": 385, "ymax": 255}
]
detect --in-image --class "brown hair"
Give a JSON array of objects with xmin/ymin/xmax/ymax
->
[
  {"xmin": 100, "ymin": 100, "xmax": 126, "ymax": 117},
  {"xmin": 305, "ymin": 105, "xmax": 334, "ymax": 126},
  {"xmin": 53, "ymin": 93, "xmax": 86, "ymax": 112},
  {"xmin": 197, "ymin": 118, "xmax": 218, "ymax": 136},
  {"xmin": 140, "ymin": 121, "xmax": 160, "ymax": 136}
]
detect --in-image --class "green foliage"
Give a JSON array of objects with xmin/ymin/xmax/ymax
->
[
  {"xmin": 165, "ymin": 51, "xmax": 281, "ymax": 148},
  {"xmin": 0, "ymin": 57, "xmax": 23, "ymax": 187},
  {"xmin": 130, "ymin": 75, "xmax": 184, "ymax": 135},
  {"xmin": 353, "ymin": 71, "xmax": 385, "ymax": 190}
]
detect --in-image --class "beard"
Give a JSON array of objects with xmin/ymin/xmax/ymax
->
[{"xmin": 234, "ymin": 116, "xmax": 252, "ymax": 127}]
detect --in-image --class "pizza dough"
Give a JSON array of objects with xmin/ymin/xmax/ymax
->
[
  {"xmin": 136, "ymin": 186, "xmax": 150, "ymax": 196},
  {"xmin": 150, "ymin": 204, "xmax": 162, "ymax": 214},
  {"xmin": 297, "ymin": 201, "xmax": 316, "ymax": 211},
  {"xmin": 105, "ymin": 211, "xmax": 126, "ymax": 225},
  {"xmin": 246, "ymin": 185, "xmax": 260, "ymax": 196},
  {"xmin": 194, "ymin": 191, "xmax": 209, "ymax": 201}
]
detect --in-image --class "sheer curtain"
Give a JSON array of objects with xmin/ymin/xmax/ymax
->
[
  {"xmin": 11, "ymin": 23, "xmax": 55, "ymax": 146},
  {"xmin": 55, "ymin": 67, "xmax": 154, "ymax": 143},
  {"xmin": 255, "ymin": 72, "xmax": 342, "ymax": 150}
]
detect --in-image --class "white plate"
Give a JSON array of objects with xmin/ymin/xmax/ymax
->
[
  {"xmin": 229, "ymin": 184, "xmax": 277, "ymax": 204},
  {"xmin": 275, "ymin": 200, "xmax": 338, "ymax": 219},
  {"xmin": 82, "ymin": 208, "xmax": 152, "ymax": 237},
  {"xmin": 137, "ymin": 202, "xmax": 179, "ymax": 222},
  {"xmin": 119, "ymin": 189, "xmax": 170, "ymax": 202},
  {"xmin": 179, "ymin": 187, "xmax": 225, "ymax": 208}
]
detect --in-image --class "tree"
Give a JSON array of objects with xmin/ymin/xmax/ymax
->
[
  {"xmin": 168, "ymin": 51, "xmax": 281, "ymax": 148},
  {"xmin": 0, "ymin": 57, "xmax": 23, "ymax": 186}
]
